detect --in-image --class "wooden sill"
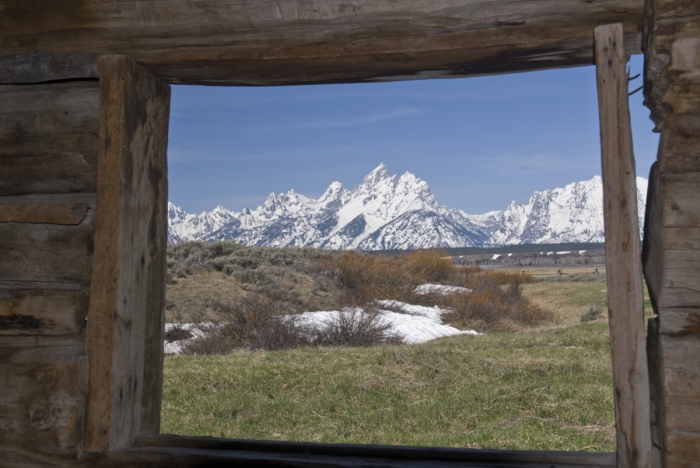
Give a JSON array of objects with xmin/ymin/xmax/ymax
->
[{"xmin": 106, "ymin": 434, "xmax": 617, "ymax": 468}]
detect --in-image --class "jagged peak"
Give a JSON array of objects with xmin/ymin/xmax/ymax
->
[{"xmin": 363, "ymin": 163, "xmax": 391, "ymax": 183}]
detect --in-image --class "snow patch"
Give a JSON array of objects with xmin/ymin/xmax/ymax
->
[{"xmin": 414, "ymin": 284, "xmax": 472, "ymax": 295}]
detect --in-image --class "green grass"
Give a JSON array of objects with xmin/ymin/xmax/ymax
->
[{"xmin": 162, "ymin": 321, "xmax": 615, "ymax": 451}]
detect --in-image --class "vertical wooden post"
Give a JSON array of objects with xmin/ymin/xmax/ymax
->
[
  {"xmin": 85, "ymin": 55, "xmax": 170, "ymax": 452},
  {"xmin": 594, "ymin": 23, "xmax": 652, "ymax": 468}
]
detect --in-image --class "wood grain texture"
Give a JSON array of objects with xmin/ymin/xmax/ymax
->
[
  {"xmin": 658, "ymin": 114, "xmax": 700, "ymax": 173},
  {"xmin": 666, "ymin": 429, "xmax": 700, "ymax": 464},
  {"xmin": 644, "ymin": 7, "xmax": 700, "ymax": 126},
  {"xmin": 0, "ymin": 0, "xmax": 643, "ymax": 85},
  {"xmin": 0, "ymin": 201, "xmax": 95, "ymax": 283},
  {"xmin": 85, "ymin": 55, "xmax": 169, "ymax": 453},
  {"xmin": 658, "ymin": 308, "xmax": 700, "ymax": 337},
  {"xmin": 594, "ymin": 23, "xmax": 652, "ymax": 468},
  {"xmin": 0, "ymin": 194, "xmax": 93, "ymax": 225},
  {"xmin": 0, "ymin": 81, "xmax": 99, "ymax": 196},
  {"xmin": 0, "ymin": 344, "xmax": 86, "ymax": 458},
  {"xmin": 0, "ymin": 286, "xmax": 88, "ymax": 335},
  {"xmin": 661, "ymin": 173, "xmax": 700, "ymax": 228}
]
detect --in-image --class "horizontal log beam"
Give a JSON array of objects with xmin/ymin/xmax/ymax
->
[
  {"xmin": 0, "ymin": 82, "xmax": 98, "ymax": 196},
  {"xmin": 0, "ymin": 286, "xmax": 88, "ymax": 335},
  {"xmin": 0, "ymin": 345, "xmax": 86, "ymax": 458},
  {"xmin": 0, "ymin": 194, "xmax": 93, "ymax": 225},
  {"xmin": 0, "ymin": 0, "xmax": 643, "ymax": 85}
]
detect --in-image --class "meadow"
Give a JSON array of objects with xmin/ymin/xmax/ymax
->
[{"xmin": 160, "ymin": 243, "xmax": 649, "ymax": 451}]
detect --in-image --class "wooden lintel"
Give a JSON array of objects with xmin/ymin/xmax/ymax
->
[
  {"xmin": 594, "ymin": 23, "xmax": 652, "ymax": 468},
  {"xmin": 0, "ymin": 0, "xmax": 643, "ymax": 85}
]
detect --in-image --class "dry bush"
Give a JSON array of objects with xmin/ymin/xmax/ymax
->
[
  {"xmin": 401, "ymin": 249, "xmax": 455, "ymax": 283},
  {"xmin": 312, "ymin": 308, "xmax": 404, "ymax": 347},
  {"xmin": 179, "ymin": 296, "xmax": 309, "ymax": 355},
  {"xmin": 440, "ymin": 274, "xmax": 553, "ymax": 332},
  {"xmin": 328, "ymin": 249, "xmax": 457, "ymax": 307},
  {"xmin": 329, "ymin": 252, "xmax": 416, "ymax": 304}
]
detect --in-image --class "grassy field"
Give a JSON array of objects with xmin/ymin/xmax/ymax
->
[
  {"xmin": 162, "ymin": 321, "xmax": 615, "ymax": 451},
  {"xmin": 162, "ymin": 265, "xmax": 623, "ymax": 451}
]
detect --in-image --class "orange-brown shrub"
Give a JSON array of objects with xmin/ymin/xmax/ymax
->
[
  {"xmin": 440, "ymin": 274, "xmax": 553, "ymax": 332},
  {"xmin": 328, "ymin": 250, "xmax": 457, "ymax": 305},
  {"xmin": 401, "ymin": 249, "xmax": 455, "ymax": 283}
]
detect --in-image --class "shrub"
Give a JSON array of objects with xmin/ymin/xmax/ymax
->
[
  {"xmin": 312, "ymin": 308, "xmax": 404, "ymax": 347},
  {"xmin": 440, "ymin": 274, "xmax": 553, "ymax": 332},
  {"xmin": 401, "ymin": 249, "xmax": 455, "ymax": 283},
  {"xmin": 580, "ymin": 304, "xmax": 605, "ymax": 322},
  {"xmin": 179, "ymin": 296, "xmax": 309, "ymax": 355}
]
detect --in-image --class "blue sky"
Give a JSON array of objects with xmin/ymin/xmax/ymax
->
[{"xmin": 168, "ymin": 55, "xmax": 658, "ymax": 215}]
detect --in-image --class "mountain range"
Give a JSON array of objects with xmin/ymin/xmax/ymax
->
[{"xmin": 168, "ymin": 163, "xmax": 648, "ymax": 249}]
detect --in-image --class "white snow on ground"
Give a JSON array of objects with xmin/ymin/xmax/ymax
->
[
  {"xmin": 491, "ymin": 254, "xmax": 501, "ymax": 260},
  {"xmin": 556, "ymin": 251, "xmax": 571, "ymax": 255},
  {"xmin": 164, "ymin": 323, "xmax": 208, "ymax": 355},
  {"xmin": 164, "ymin": 299, "xmax": 479, "ymax": 353},
  {"xmin": 414, "ymin": 284, "xmax": 472, "ymax": 295},
  {"xmin": 295, "ymin": 302, "xmax": 478, "ymax": 345}
]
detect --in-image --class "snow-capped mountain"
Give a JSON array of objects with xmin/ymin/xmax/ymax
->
[
  {"xmin": 471, "ymin": 175, "xmax": 648, "ymax": 245},
  {"xmin": 168, "ymin": 164, "xmax": 648, "ymax": 249}
]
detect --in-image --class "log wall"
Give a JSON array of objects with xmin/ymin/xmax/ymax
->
[
  {"xmin": 0, "ymin": 80, "xmax": 98, "ymax": 464},
  {"xmin": 643, "ymin": 0, "xmax": 700, "ymax": 465}
]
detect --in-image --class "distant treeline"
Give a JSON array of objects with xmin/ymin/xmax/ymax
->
[
  {"xmin": 370, "ymin": 242, "xmax": 604, "ymax": 256},
  {"xmin": 368, "ymin": 243, "xmax": 606, "ymax": 267}
]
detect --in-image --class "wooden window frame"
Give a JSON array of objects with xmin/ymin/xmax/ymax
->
[{"xmin": 84, "ymin": 25, "xmax": 652, "ymax": 467}]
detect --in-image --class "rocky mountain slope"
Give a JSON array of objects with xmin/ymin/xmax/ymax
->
[{"xmin": 168, "ymin": 164, "xmax": 648, "ymax": 249}]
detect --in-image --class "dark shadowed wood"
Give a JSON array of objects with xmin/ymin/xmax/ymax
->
[
  {"xmin": 0, "ymin": 0, "xmax": 643, "ymax": 86},
  {"xmin": 594, "ymin": 23, "xmax": 652, "ymax": 468},
  {"xmin": 0, "ymin": 81, "xmax": 98, "ymax": 196},
  {"xmin": 0, "ymin": 194, "xmax": 93, "ymax": 225},
  {"xmin": 0, "ymin": 344, "xmax": 86, "ymax": 459},
  {"xmin": 85, "ymin": 55, "xmax": 169, "ymax": 453},
  {"xmin": 642, "ymin": 162, "xmax": 663, "ymax": 311},
  {"xmin": 135, "ymin": 434, "xmax": 616, "ymax": 466},
  {"xmin": 0, "ymin": 286, "xmax": 88, "ymax": 335},
  {"xmin": 0, "ymin": 202, "xmax": 95, "ymax": 284},
  {"xmin": 646, "ymin": 319, "xmax": 666, "ymax": 468}
]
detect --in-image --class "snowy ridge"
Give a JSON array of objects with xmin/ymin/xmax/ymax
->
[{"xmin": 168, "ymin": 164, "xmax": 649, "ymax": 249}]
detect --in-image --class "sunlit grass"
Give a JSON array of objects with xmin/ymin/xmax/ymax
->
[{"xmin": 162, "ymin": 320, "xmax": 615, "ymax": 451}]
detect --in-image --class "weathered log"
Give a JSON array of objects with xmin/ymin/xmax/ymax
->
[
  {"xmin": 658, "ymin": 114, "xmax": 700, "ymax": 173},
  {"xmin": 0, "ymin": 286, "xmax": 88, "ymax": 335},
  {"xmin": 666, "ymin": 429, "xmax": 700, "ymax": 465},
  {"xmin": 657, "ymin": 308, "xmax": 700, "ymax": 337},
  {"xmin": 0, "ymin": 81, "xmax": 98, "ymax": 196},
  {"xmin": 0, "ymin": 345, "xmax": 86, "ymax": 458},
  {"xmin": 0, "ymin": 0, "xmax": 643, "ymax": 85},
  {"xmin": 85, "ymin": 55, "xmax": 169, "ymax": 453},
  {"xmin": 0, "ymin": 194, "xmax": 93, "ymax": 225},
  {"xmin": 0, "ymin": 206, "xmax": 95, "ymax": 284},
  {"xmin": 644, "ymin": 10, "xmax": 700, "ymax": 126},
  {"xmin": 661, "ymin": 173, "xmax": 700, "ymax": 228},
  {"xmin": 594, "ymin": 22, "xmax": 652, "ymax": 468}
]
